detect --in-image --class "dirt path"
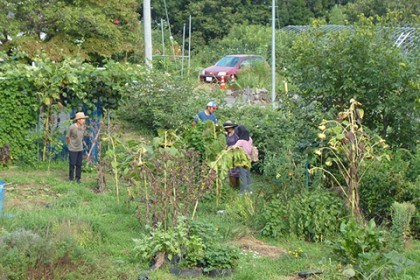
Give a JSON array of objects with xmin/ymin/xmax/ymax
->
[{"xmin": 232, "ymin": 236, "xmax": 287, "ymax": 258}]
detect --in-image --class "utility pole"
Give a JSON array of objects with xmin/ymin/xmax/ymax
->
[
  {"xmin": 271, "ymin": 0, "xmax": 276, "ymax": 108},
  {"xmin": 143, "ymin": 0, "xmax": 152, "ymax": 68}
]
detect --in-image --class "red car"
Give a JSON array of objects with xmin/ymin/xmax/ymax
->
[{"xmin": 200, "ymin": 54, "xmax": 266, "ymax": 83}]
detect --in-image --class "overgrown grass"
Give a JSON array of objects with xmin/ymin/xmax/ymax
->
[
  {"xmin": 1, "ymin": 162, "xmax": 419, "ymax": 279},
  {"xmin": 1, "ymin": 162, "xmax": 142, "ymax": 279}
]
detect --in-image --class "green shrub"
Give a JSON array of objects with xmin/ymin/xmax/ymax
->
[
  {"xmin": 333, "ymin": 219, "xmax": 385, "ymax": 266},
  {"xmin": 283, "ymin": 20, "xmax": 419, "ymax": 149},
  {"xmin": 203, "ymin": 243, "xmax": 240, "ymax": 272},
  {"xmin": 0, "ymin": 72, "xmax": 39, "ymax": 164},
  {"xmin": 117, "ymin": 68, "xmax": 225, "ymax": 132},
  {"xmin": 262, "ymin": 151, "xmax": 308, "ymax": 195},
  {"xmin": 223, "ymin": 103, "xmax": 321, "ymax": 175},
  {"xmin": 332, "ymin": 218, "xmax": 415, "ymax": 279},
  {"xmin": 0, "ymin": 229, "xmax": 85, "ymax": 279},
  {"xmin": 261, "ymin": 188, "xmax": 346, "ymax": 241},
  {"xmin": 132, "ymin": 218, "xmax": 205, "ymax": 268},
  {"xmin": 391, "ymin": 201, "xmax": 416, "ymax": 249},
  {"xmin": 0, "ymin": 229, "xmax": 47, "ymax": 278},
  {"xmin": 360, "ymin": 149, "xmax": 420, "ymax": 226},
  {"xmin": 189, "ymin": 220, "xmax": 221, "ymax": 245}
]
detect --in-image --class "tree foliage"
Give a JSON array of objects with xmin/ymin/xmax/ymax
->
[
  {"xmin": 340, "ymin": 0, "xmax": 420, "ymax": 24},
  {"xmin": 0, "ymin": 0, "xmax": 142, "ymax": 62},
  {"xmin": 149, "ymin": 0, "xmax": 271, "ymax": 45},
  {"xmin": 283, "ymin": 18, "xmax": 419, "ymax": 148}
]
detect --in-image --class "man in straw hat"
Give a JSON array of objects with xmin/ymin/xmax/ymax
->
[{"xmin": 66, "ymin": 112, "xmax": 88, "ymax": 183}]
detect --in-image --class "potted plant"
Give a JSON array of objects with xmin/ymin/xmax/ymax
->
[{"xmin": 203, "ymin": 244, "xmax": 240, "ymax": 277}]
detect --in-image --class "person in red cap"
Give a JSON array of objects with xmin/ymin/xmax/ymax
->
[
  {"xmin": 66, "ymin": 112, "xmax": 88, "ymax": 183},
  {"xmin": 192, "ymin": 102, "xmax": 218, "ymax": 127}
]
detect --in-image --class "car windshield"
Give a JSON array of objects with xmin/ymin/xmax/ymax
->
[{"xmin": 215, "ymin": 56, "xmax": 240, "ymax": 67}]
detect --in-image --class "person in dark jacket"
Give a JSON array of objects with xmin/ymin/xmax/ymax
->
[{"xmin": 223, "ymin": 121, "xmax": 239, "ymax": 189}]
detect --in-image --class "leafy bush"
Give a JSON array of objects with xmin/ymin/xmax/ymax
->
[
  {"xmin": 183, "ymin": 121, "xmax": 227, "ymax": 162},
  {"xmin": 333, "ymin": 219, "xmax": 385, "ymax": 265},
  {"xmin": 203, "ymin": 243, "xmax": 240, "ymax": 272},
  {"xmin": 332, "ymin": 218, "xmax": 415, "ymax": 279},
  {"xmin": 0, "ymin": 229, "xmax": 48, "ymax": 278},
  {"xmin": 261, "ymin": 188, "xmax": 346, "ymax": 241},
  {"xmin": 189, "ymin": 220, "xmax": 221, "ymax": 245},
  {"xmin": 262, "ymin": 151, "xmax": 309, "ymax": 196},
  {"xmin": 0, "ymin": 70, "xmax": 39, "ymax": 163},
  {"xmin": 132, "ymin": 218, "xmax": 233, "ymax": 269},
  {"xmin": 360, "ymin": 148, "xmax": 420, "ymax": 227},
  {"xmin": 283, "ymin": 19, "xmax": 420, "ymax": 149},
  {"xmin": 133, "ymin": 218, "xmax": 205, "ymax": 267},
  {"xmin": 223, "ymin": 102, "xmax": 320, "ymax": 175},
  {"xmin": 0, "ymin": 229, "xmax": 86, "ymax": 279},
  {"xmin": 133, "ymin": 217, "xmax": 242, "ymax": 271},
  {"xmin": 117, "ymin": 68, "xmax": 225, "ymax": 131}
]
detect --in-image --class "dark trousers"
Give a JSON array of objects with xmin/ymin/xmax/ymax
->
[
  {"xmin": 239, "ymin": 167, "xmax": 251, "ymax": 194},
  {"xmin": 69, "ymin": 151, "xmax": 83, "ymax": 181}
]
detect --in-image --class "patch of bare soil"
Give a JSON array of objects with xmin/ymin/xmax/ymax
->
[
  {"xmin": 232, "ymin": 236, "xmax": 287, "ymax": 259},
  {"xmin": 5, "ymin": 182, "xmax": 58, "ymax": 210},
  {"xmin": 1, "ymin": 169, "xmax": 64, "ymax": 210}
]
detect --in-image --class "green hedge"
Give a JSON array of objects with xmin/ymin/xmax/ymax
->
[{"xmin": 0, "ymin": 73, "xmax": 39, "ymax": 163}]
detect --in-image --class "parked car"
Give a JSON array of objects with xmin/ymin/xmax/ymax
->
[{"xmin": 200, "ymin": 54, "xmax": 266, "ymax": 83}]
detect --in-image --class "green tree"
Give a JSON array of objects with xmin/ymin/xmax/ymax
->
[
  {"xmin": 283, "ymin": 18, "xmax": 419, "ymax": 149},
  {"xmin": 328, "ymin": 5, "xmax": 348, "ymax": 24},
  {"xmin": 278, "ymin": 0, "xmax": 314, "ymax": 26},
  {"xmin": 0, "ymin": 0, "xmax": 142, "ymax": 62},
  {"xmin": 148, "ymin": 0, "xmax": 272, "ymax": 45},
  {"xmin": 341, "ymin": 0, "xmax": 419, "ymax": 24}
]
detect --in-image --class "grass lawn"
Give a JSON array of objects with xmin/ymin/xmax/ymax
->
[{"xmin": 0, "ymin": 162, "xmax": 419, "ymax": 279}]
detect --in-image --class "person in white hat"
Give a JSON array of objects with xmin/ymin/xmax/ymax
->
[
  {"xmin": 192, "ymin": 101, "xmax": 218, "ymax": 127},
  {"xmin": 66, "ymin": 112, "xmax": 88, "ymax": 183}
]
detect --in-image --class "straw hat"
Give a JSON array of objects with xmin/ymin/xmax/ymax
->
[
  {"xmin": 223, "ymin": 120, "xmax": 237, "ymax": 129},
  {"xmin": 74, "ymin": 112, "xmax": 89, "ymax": 120}
]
